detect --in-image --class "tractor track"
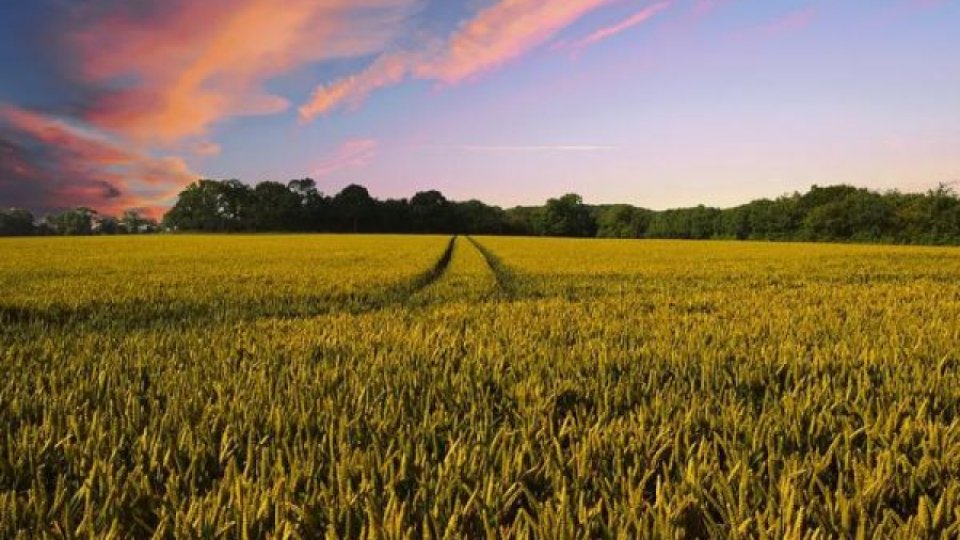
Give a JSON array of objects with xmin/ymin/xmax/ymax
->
[
  {"xmin": 466, "ymin": 236, "xmax": 519, "ymax": 300},
  {"xmin": 399, "ymin": 235, "xmax": 457, "ymax": 297}
]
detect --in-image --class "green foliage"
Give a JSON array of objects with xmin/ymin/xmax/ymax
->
[
  {"xmin": 118, "ymin": 210, "xmax": 159, "ymax": 234},
  {"xmin": 162, "ymin": 179, "xmax": 255, "ymax": 232},
  {"xmin": 647, "ymin": 205, "xmax": 722, "ymax": 240},
  {"xmin": 541, "ymin": 193, "xmax": 596, "ymax": 237},
  {"xmin": 0, "ymin": 207, "xmax": 35, "ymax": 236},
  {"xmin": 252, "ymin": 181, "xmax": 303, "ymax": 231},
  {"xmin": 44, "ymin": 207, "xmax": 97, "ymax": 235},
  {"xmin": 596, "ymin": 205, "xmax": 651, "ymax": 238},
  {"xmin": 5, "ymin": 182, "xmax": 960, "ymax": 244}
]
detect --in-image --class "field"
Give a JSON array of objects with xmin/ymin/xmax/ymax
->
[{"xmin": 2, "ymin": 235, "xmax": 960, "ymax": 538}]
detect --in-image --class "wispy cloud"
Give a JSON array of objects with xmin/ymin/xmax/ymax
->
[
  {"xmin": 562, "ymin": 2, "xmax": 671, "ymax": 52},
  {"xmin": 315, "ymin": 138, "xmax": 379, "ymax": 177},
  {"xmin": 300, "ymin": 51, "xmax": 415, "ymax": 120},
  {"xmin": 0, "ymin": 104, "xmax": 196, "ymax": 216},
  {"xmin": 299, "ymin": 0, "xmax": 618, "ymax": 120},
  {"xmin": 690, "ymin": 0, "xmax": 730, "ymax": 18},
  {"xmin": 754, "ymin": 7, "xmax": 818, "ymax": 38},
  {"xmin": 193, "ymin": 141, "xmax": 222, "ymax": 156},
  {"xmin": 415, "ymin": 0, "xmax": 618, "ymax": 83},
  {"xmin": 71, "ymin": 0, "xmax": 419, "ymax": 144},
  {"xmin": 869, "ymin": 0, "xmax": 952, "ymax": 27},
  {"xmin": 1, "ymin": 0, "xmax": 420, "ymax": 214}
]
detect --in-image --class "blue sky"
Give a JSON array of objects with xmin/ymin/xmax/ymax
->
[{"xmin": 1, "ymin": 0, "xmax": 958, "ymax": 215}]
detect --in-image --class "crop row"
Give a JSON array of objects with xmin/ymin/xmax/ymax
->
[{"xmin": 2, "ymin": 236, "xmax": 960, "ymax": 537}]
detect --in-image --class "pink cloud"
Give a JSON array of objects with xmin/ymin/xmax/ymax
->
[
  {"xmin": 757, "ymin": 7, "xmax": 818, "ymax": 38},
  {"xmin": 314, "ymin": 139, "xmax": 379, "ymax": 177},
  {"xmin": 193, "ymin": 141, "xmax": 222, "ymax": 156},
  {"xmin": 300, "ymin": 52, "xmax": 414, "ymax": 121},
  {"xmin": 690, "ymin": 0, "xmax": 727, "ymax": 18},
  {"xmin": 0, "ymin": 104, "xmax": 196, "ymax": 216},
  {"xmin": 416, "ymin": 0, "xmax": 618, "ymax": 83},
  {"xmin": 300, "ymin": 0, "xmax": 619, "ymax": 120},
  {"xmin": 726, "ymin": 6, "xmax": 818, "ymax": 42},
  {"xmin": 2, "ymin": 0, "xmax": 421, "ymax": 214},
  {"xmin": 69, "ymin": 0, "xmax": 418, "ymax": 144},
  {"xmin": 562, "ymin": 2, "xmax": 671, "ymax": 52}
]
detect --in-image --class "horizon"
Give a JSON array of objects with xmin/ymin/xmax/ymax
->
[
  {"xmin": 2, "ymin": 0, "xmax": 959, "ymax": 216},
  {"xmin": 9, "ymin": 179, "xmax": 960, "ymax": 219}
]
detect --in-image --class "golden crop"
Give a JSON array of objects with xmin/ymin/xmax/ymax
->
[{"xmin": 2, "ymin": 235, "xmax": 959, "ymax": 538}]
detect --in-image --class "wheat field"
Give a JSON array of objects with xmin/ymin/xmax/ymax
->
[{"xmin": 2, "ymin": 235, "xmax": 960, "ymax": 538}]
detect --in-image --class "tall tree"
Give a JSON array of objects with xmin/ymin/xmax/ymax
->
[
  {"xmin": 252, "ymin": 181, "xmax": 301, "ymax": 231},
  {"xmin": 119, "ymin": 210, "xmax": 157, "ymax": 234},
  {"xmin": 597, "ymin": 205, "xmax": 651, "ymax": 238},
  {"xmin": 45, "ymin": 207, "xmax": 96, "ymax": 235},
  {"xmin": 0, "ymin": 208, "xmax": 36, "ymax": 236},
  {"xmin": 332, "ymin": 184, "xmax": 376, "ymax": 232},
  {"xmin": 287, "ymin": 178, "xmax": 327, "ymax": 231},
  {"xmin": 410, "ymin": 190, "xmax": 453, "ymax": 233},
  {"xmin": 164, "ymin": 179, "xmax": 254, "ymax": 231},
  {"xmin": 541, "ymin": 193, "xmax": 596, "ymax": 237}
]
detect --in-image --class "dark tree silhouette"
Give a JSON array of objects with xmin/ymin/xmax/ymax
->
[
  {"xmin": 163, "ymin": 179, "xmax": 254, "ymax": 231},
  {"xmin": 0, "ymin": 208, "xmax": 36, "ymax": 236},
  {"xmin": 252, "ymin": 181, "xmax": 302, "ymax": 231},
  {"xmin": 5, "ymin": 179, "xmax": 960, "ymax": 245},
  {"xmin": 45, "ymin": 207, "xmax": 96, "ymax": 235},
  {"xmin": 541, "ymin": 194, "xmax": 596, "ymax": 237},
  {"xmin": 410, "ymin": 190, "xmax": 453, "ymax": 233},
  {"xmin": 332, "ymin": 184, "xmax": 376, "ymax": 232}
]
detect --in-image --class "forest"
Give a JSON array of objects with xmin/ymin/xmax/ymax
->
[{"xmin": 3, "ymin": 179, "xmax": 960, "ymax": 244}]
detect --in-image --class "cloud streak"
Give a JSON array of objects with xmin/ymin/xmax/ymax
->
[
  {"xmin": 562, "ymin": 2, "xmax": 671, "ymax": 52},
  {"xmin": 415, "ymin": 0, "xmax": 618, "ymax": 83},
  {"xmin": 314, "ymin": 138, "xmax": 379, "ymax": 177},
  {"xmin": 756, "ymin": 7, "xmax": 818, "ymax": 38},
  {"xmin": 299, "ymin": 0, "xmax": 619, "ymax": 120},
  {"xmin": 301, "ymin": 51, "xmax": 415, "ymax": 121}
]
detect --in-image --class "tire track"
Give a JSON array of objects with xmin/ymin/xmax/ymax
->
[
  {"xmin": 466, "ymin": 236, "xmax": 520, "ymax": 300},
  {"xmin": 1, "ymin": 236, "xmax": 460, "ymax": 328},
  {"xmin": 398, "ymin": 235, "xmax": 457, "ymax": 296}
]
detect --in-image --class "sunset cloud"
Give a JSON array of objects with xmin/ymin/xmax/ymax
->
[
  {"xmin": 0, "ymin": 0, "xmax": 419, "ymax": 215},
  {"xmin": 193, "ymin": 142, "xmax": 222, "ymax": 157},
  {"xmin": 0, "ymin": 104, "xmax": 196, "ymax": 216},
  {"xmin": 299, "ymin": 0, "xmax": 617, "ymax": 120},
  {"xmin": 563, "ymin": 2, "xmax": 671, "ymax": 51},
  {"xmin": 70, "ymin": 0, "xmax": 419, "ymax": 144},
  {"xmin": 300, "ymin": 52, "xmax": 415, "ymax": 120},
  {"xmin": 3, "ymin": 0, "xmax": 956, "ymax": 215},
  {"xmin": 314, "ymin": 139, "xmax": 379, "ymax": 177},
  {"xmin": 416, "ymin": 0, "xmax": 617, "ymax": 83}
]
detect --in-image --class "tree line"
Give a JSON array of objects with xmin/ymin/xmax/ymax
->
[
  {"xmin": 3, "ymin": 179, "xmax": 960, "ymax": 244},
  {"xmin": 590, "ymin": 184, "xmax": 960, "ymax": 245},
  {"xmin": 0, "ymin": 207, "xmax": 159, "ymax": 236}
]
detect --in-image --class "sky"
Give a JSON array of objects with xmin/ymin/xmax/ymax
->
[{"xmin": 1, "ymin": 0, "xmax": 958, "ymax": 216}]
